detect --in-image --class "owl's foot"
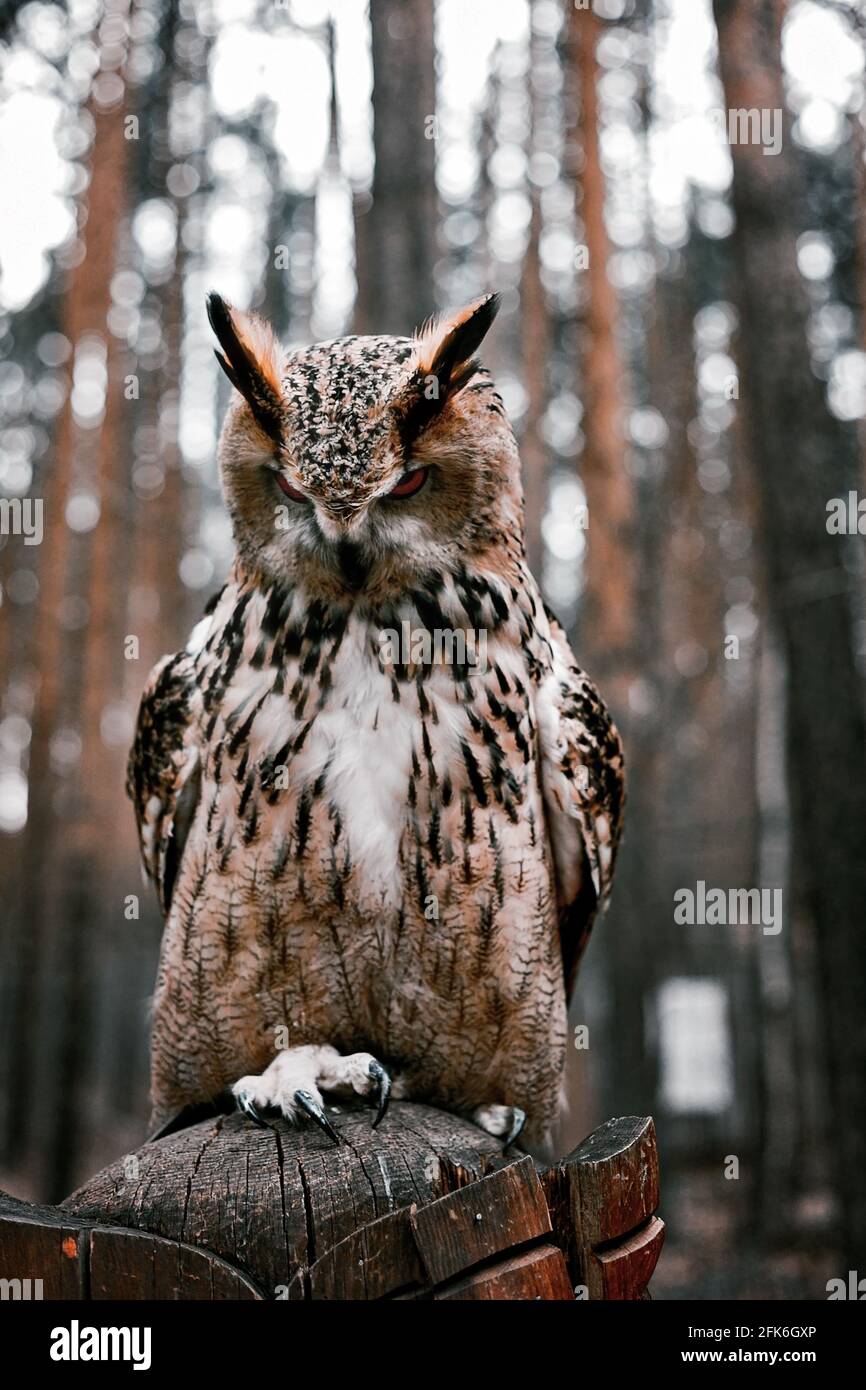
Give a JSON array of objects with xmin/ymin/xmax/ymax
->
[
  {"xmin": 473, "ymin": 1103, "xmax": 527, "ymax": 1149},
  {"xmin": 231, "ymin": 1044, "xmax": 391, "ymax": 1143}
]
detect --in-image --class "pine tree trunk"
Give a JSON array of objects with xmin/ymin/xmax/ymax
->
[
  {"xmin": 5, "ymin": 14, "xmax": 131, "ymax": 1180},
  {"xmin": 355, "ymin": 0, "xmax": 437, "ymax": 335},
  {"xmin": 713, "ymin": 0, "xmax": 866, "ymax": 1267},
  {"xmin": 520, "ymin": 164, "xmax": 547, "ymax": 578},
  {"xmin": 568, "ymin": 3, "xmax": 635, "ymax": 679}
]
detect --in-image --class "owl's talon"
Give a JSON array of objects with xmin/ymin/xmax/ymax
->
[
  {"xmin": 231, "ymin": 1046, "xmax": 393, "ymax": 1138},
  {"xmin": 503, "ymin": 1106, "xmax": 526, "ymax": 1149},
  {"xmin": 368, "ymin": 1059, "xmax": 391, "ymax": 1128},
  {"xmin": 295, "ymin": 1089, "xmax": 342, "ymax": 1144},
  {"xmin": 235, "ymin": 1091, "xmax": 267, "ymax": 1127}
]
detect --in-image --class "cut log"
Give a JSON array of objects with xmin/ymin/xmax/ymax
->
[
  {"xmin": 62, "ymin": 1101, "xmax": 509, "ymax": 1299},
  {"xmin": 0, "ymin": 1104, "xmax": 663, "ymax": 1299},
  {"xmin": 542, "ymin": 1115, "xmax": 665, "ymax": 1299}
]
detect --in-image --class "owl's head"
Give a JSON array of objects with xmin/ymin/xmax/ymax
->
[{"xmin": 208, "ymin": 291, "xmax": 524, "ymax": 604}]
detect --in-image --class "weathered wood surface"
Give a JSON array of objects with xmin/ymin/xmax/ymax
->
[
  {"xmin": 542, "ymin": 1114, "xmax": 664, "ymax": 1299},
  {"xmin": 0, "ymin": 1190, "xmax": 263, "ymax": 1300},
  {"xmin": 595, "ymin": 1215, "xmax": 665, "ymax": 1301},
  {"xmin": 411, "ymin": 1155, "xmax": 551, "ymax": 1286},
  {"xmin": 62, "ymin": 1102, "xmax": 508, "ymax": 1299},
  {"xmin": 1, "ymin": 1105, "xmax": 664, "ymax": 1299},
  {"xmin": 406, "ymin": 1245, "xmax": 575, "ymax": 1301}
]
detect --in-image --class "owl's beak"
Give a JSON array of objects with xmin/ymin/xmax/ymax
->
[
  {"xmin": 311, "ymin": 502, "xmax": 371, "ymax": 591},
  {"xmin": 335, "ymin": 539, "xmax": 371, "ymax": 592}
]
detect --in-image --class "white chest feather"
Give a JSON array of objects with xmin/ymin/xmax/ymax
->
[
  {"xmin": 233, "ymin": 614, "xmax": 467, "ymax": 905},
  {"xmin": 298, "ymin": 624, "xmax": 422, "ymax": 894}
]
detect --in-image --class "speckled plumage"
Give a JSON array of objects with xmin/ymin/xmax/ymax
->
[{"xmin": 128, "ymin": 294, "xmax": 624, "ymax": 1151}]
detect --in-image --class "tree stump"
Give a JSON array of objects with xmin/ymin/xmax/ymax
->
[{"xmin": 0, "ymin": 1104, "xmax": 664, "ymax": 1300}]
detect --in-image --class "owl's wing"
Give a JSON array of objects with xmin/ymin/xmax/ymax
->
[
  {"xmin": 126, "ymin": 647, "xmax": 201, "ymax": 916},
  {"xmin": 535, "ymin": 609, "xmax": 625, "ymax": 1002}
]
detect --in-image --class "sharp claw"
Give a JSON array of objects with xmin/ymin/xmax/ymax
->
[
  {"xmin": 295, "ymin": 1089, "xmax": 342, "ymax": 1144},
  {"xmin": 236, "ymin": 1092, "xmax": 267, "ymax": 1128},
  {"xmin": 368, "ymin": 1060, "xmax": 391, "ymax": 1128},
  {"xmin": 503, "ymin": 1107, "xmax": 526, "ymax": 1149}
]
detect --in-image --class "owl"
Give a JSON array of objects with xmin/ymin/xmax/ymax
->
[{"xmin": 127, "ymin": 291, "xmax": 624, "ymax": 1154}]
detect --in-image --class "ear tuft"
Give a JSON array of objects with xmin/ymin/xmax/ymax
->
[
  {"xmin": 207, "ymin": 292, "xmax": 284, "ymax": 442},
  {"xmin": 394, "ymin": 293, "xmax": 500, "ymax": 450},
  {"xmin": 413, "ymin": 292, "xmax": 500, "ymax": 386}
]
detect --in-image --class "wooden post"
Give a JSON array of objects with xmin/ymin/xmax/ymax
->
[
  {"xmin": 0, "ymin": 1105, "xmax": 663, "ymax": 1300},
  {"xmin": 543, "ymin": 1115, "xmax": 665, "ymax": 1299}
]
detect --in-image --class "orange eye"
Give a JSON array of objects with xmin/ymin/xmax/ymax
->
[
  {"xmin": 388, "ymin": 466, "xmax": 428, "ymax": 499},
  {"xmin": 276, "ymin": 473, "xmax": 307, "ymax": 502}
]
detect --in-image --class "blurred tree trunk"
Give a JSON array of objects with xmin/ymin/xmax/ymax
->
[
  {"xmin": 107, "ymin": 0, "xmax": 194, "ymax": 1130},
  {"xmin": 131, "ymin": 0, "xmax": 190, "ymax": 676},
  {"xmin": 654, "ymin": 238, "xmax": 771, "ymax": 1176},
  {"xmin": 853, "ymin": 107, "xmax": 866, "ymax": 480},
  {"xmin": 262, "ymin": 161, "xmax": 303, "ymax": 341},
  {"xmin": 651, "ymin": 262, "xmax": 716, "ymax": 1144},
  {"xmin": 520, "ymin": 203, "xmax": 546, "ymax": 579},
  {"xmin": 752, "ymin": 625, "xmax": 802, "ymax": 1237},
  {"xmin": 477, "ymin": 49, "xmax": 499, "ymax": 295},
  {"xmin": 855, "ymin": 110, "xmax": 866, "ymax": 352},
  {"xmin": 713, "ymin": 0, "xmax": 866, "ymax": 1266},
  {"xmin": 0, "ymin": 276, "xmax": 82, "ymax": 1162},
  {"xmin": 354, "ymin": 0, "xmax": 436, "ymax": 335},
  {"xmin": 0, "ymin": 282, "xmax": 52, "ymax": 702},
  {"xmin": 520, "ymin": 15, "xmax": 549, "ymax": 580},
  {"xmin": 4, "ymin": 9, "xmax": 131, "ymax": 1183},
  {"xmin": 561, "ymin": 0, "xmax": 646, "ymax": 1132},
  {"xmin": 568, "ymin": 2, "xmax": 635, "ymax": 684},
  {"xmin": 723, "ymin": 390, "xmax": 787, "ymax": 1239},
  {"xmin": 46, "ymin": 49, "xmax": 134, "ymax": 1202}
]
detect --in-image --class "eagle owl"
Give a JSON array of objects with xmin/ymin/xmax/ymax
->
[{"xmin": 128, "ymin": 291, "xmax": 624, "ymax": 1153}]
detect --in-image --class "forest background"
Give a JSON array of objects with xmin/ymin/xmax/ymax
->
[{"xmin": 1, "ymin": 0, "xmax": 865, "ymax": 1298}]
